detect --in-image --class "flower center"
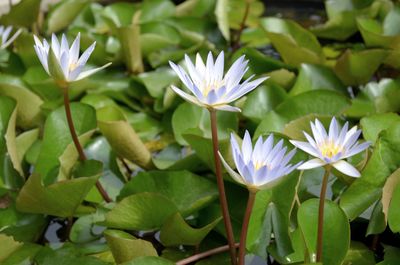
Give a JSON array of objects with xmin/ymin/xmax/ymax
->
[
  {"xmin": 69, "ymin": 62, "xmax": 78, "ymax": 72},
  {"xmin": 320, "ymin": 141, "xmax": 342, "ymax": 158},
  {"xmin": 202, "ymin": 79, "xmax": 225, "ymax": 96}
]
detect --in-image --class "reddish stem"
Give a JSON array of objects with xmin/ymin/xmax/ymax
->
[
  {"xmin": 176, "ymin": 243, "xmax": 240, "ymax": 265},
  {"xmin": 209, "ymin": 109, "xmax": 238, "ymax": 265},
  {"xmin": 238, "ymin": 190, "xmax": 256, "ymax": 265},
  {"xmin": 316, "ymin": 166, "xmax": 331, "ymax": 262},
  {"xmin": 61, "ymin": 83, "xmax": 112, "ymax": 203}
]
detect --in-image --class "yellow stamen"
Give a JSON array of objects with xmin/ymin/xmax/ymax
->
[
  {"xmin": 320, "ymin": 141, "xmax": 342, "ymax": 158},
  {"xmin": 202, "ymin": 80, "xmax": 225, "ymax": 96},
  {"xmin": 69, "ymin": 62, "xmax": 78, "ymax": 72}
]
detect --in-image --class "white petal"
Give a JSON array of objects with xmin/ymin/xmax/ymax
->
[
  {"xmin": 252, "ymin": 136, "xmax": 264, "ymax": 162},
  {"xmin": 51, "ymin": 34, "xmax": 60, "ymax": 58},
  {"xmin": 170, "ymin": 85, "xmax": 204, "ymax": 107},
  {"xmin": 297, "ymin": 158, "xmax": 326, "ymax": 170},
  {"xmin": 266, "ymin": 139, "xmax": 284, "ymax": 162},
  {"xmin": 344, "ymin": 129, "xmax": 361, "ymax": 149},
  {"xmin": 60, "ymin": 52, "xmax": 70, "ymax": 79},
  {"xmin": 289, "ymin": 140, "xmax": 321, "ymax": 158},
  {"xmin": 260, "ymin": 134, "xmax": 274, "ymax": 162},
  {"xmin": 74, "ymin": 62, "xmax": 111, "ymax": 81},
  {"xmin": 270, "ymin": 146, "xmax": 287, "ymax": 168},
  {"xmin": 195, "ymin": 53, "xmax": 206, "ymax": 76},
  {"xmin": 315, "ymin": 119, "xmax": 328, "ymax": 140},
  {"xmin": 328, "ymin": 117, "xmax": 339, "ymax": 142},
  {"xmin": 213, "ymin": 104, "xmax": 241, "ymax": 112},
  {"xmin": 241, "ymin": 130, "xmax": 253, "ymax": 163},
  {"xmin": 225, "ymin": 76, "xmax": 268, "ymax": 102},
  {"xmin": 337, "ymin": 122, "xmax": 349, "ymax": 146},
  {"xmin": 205, "ymin": 51, "xmax": 214, "ymax": 79},
  {"xmin": 1, "ymin": 28, "xmax": 22, "ymax": 49},
  {"xmin": 2, "ymin": 26, "xmax": 12, "ymax": 46},
  {"xmin": 218, "ymin": 151, "xmax": 245, "ymax": 185},
  {"xmin": 214, "ymin": 51, "xmax": 224, "ymax": 81},
  {"xmin": 60, "ymin": 34, "xmax": 69, "ymax": 54},
  {"xmin": 225, "ymin": 55, "xmax": 248, "ymax": 88},
  {"xmin": 169, "ymin": 61, "xmax": 203, "ymax": 100},
  {"xmin": 69, "ymin": 33, "xmax": 80, "ymax": 64},
  {"xmin": 185, "ymin": 54, "xmax": 203, "ymax": 87},
  {"xmin": 342, "ymin": 141, "xmax": 370, "ymax": 159},
  {"xmin": 76, "ymin": 42, "xmax": 96, "ymax": 67},
  {"xmin": 332, "ymin": 160, "xmax": 360, "ymax": 177},
  {"xmin": 303, "ymin": 132, "xmax": 318, "ymax": 149}
]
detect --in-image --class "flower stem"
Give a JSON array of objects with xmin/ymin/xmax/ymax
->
[
  {"xmin": 316, "ymin": 166, "xmax": 331, "ymax": 262},
  {"xmin": 176, "ymin": 243, "xmax": 240, "ymax": 265},
  {"xmin": 61, "ymin": 82, "xmax": 112, "ymax": 203},
  {"xmin": 209, "ymin": 109, "xmax": 237, "ymax": 265},
  {"xmin": 231, "ymin": 0, "xmax": 251, "ymax": 52},
  {"xmin": 238, "ymin": 190, "xmax": 256, "ymax": 265}
]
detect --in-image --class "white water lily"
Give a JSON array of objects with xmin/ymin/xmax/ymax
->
[
  {"xmin": 219, "ymin": 131, "xmax": 301, "ymax": 190},
  {"xmin": 0, "ymin": 25, "xmax": 22, "ymax": 49},
  {"xmin": 290, "ymin": 118, "xmax": 370, "ymax": 177},
  {"xmin": 169, "ymin": 51, "xmax": 268, "ymax": 112},
  {"xmin": 33, "ymin": 33, "xmax": 111, "ymax": 82}
]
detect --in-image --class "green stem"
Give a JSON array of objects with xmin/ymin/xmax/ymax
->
[
  {"xmin": 61, "ymin": 82, "xmax": 112, "ymax": 203},
  {"xmin": 238, "ymin": 190, "xmax": 256, "ymax": 265},
  {"xmin": 316, "ymin": 166, "xmax": 331, "ymax": 262},
  {"xmin": 209, "ymin": 109, "xmax": 237, "ymax": 265}
]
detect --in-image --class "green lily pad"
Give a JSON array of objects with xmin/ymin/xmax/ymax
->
[
  {"xmin": 298, "ymin": 198, "xmax": 350, "ymax": 265},
  {"xmin": 119, "ymin": 170, "xmax": 218, "ymax": 216},
  {"xmin": 260, "ymin": 17, "xmax": 324, "ymax": 67},
  {"xmin": 105, "ymin": 192, "xmax": 178, "ymax": 230},
  {"xmin": 104, "ymin": 229, "xmax": 157, "ymax": 264}
]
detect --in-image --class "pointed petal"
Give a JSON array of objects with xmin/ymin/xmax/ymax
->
[
  {"xmin": 185, "ymin": 54, "xmax": 203, "ymax": 86},
  {"xmin": 289, "ymin": 140, "xmax": 321, "ymax": 158},
  {"xmin": 225, "ymin": 55, "xmax": 248, "ymax": 88},
  {"xmin": 328, "ymin": 117, "xmax": 339, "ymax": 141},
  {"xmin": 241, "ymin": 130, "xmax": 253, "ymax": 163},
  {"xmin": 76, "ymin": 42, "xmax": 96, "ymax": 66},
  {"xmin": 260, "ymin": 134, "xmax": 274, "ymax": 162},
  {"xmin": 170, "ymin": 85, "xmax": 204, "ymax": 107},
  {"xmin": 2, "ymin": 26, "xmax": 12, "ymax": 46},
  {"xmin": 297, "ymin": 158, "xmax": 326, "ymax": 170},
  {"xmin": 74, "ymin": 62, "xmax": 111, "ymax": 81},
  {"xmin": 69, "ymin": 33, "xmax": 80, "ymax": 64},
  {"xmin": 332, "ymin": 160, "xmax": 360, "ymax": 177},
  {"xmin": 206, "ymin": 89, "xmax": 219, "ymax": 104},
  {"xmin": 195, "ymin": 53, "xmax": 206, "ymax": 76},
  {"xmin": 338, "ymin": 122, "xmax": 349, "ymax": 146},
  {"xmin": 1, "ymin": 28, "xmax": 22, "ymax": 49},
  {"xmin": 315, "ymin": 119, "xmax": 328, "ymax": 139},
  {"xmin": 214, "ymin": 51, "xmax": 224, "ymax": 81},
  {"xmin": 51, "ymin": 34, "xmax": 60, "ymax": 58},
  {"xmin": 252, "ymin": 136, "xmax": 264, "ymax": 162},
  {"xmin": 212, "ymin": 104, "xmax": 241, "ymax": 112},
  {"xmin": 60, "ymin": 34, "xmax": 69, "ymax": 55},
  {"xmin": 225, "ymin": 76, "xmax": 268, "ymax": 102},
  {"xmin": 218, "ymin": 151, "xmax": 246, "ymax": 185},
  {"xmin": 169, "ymin": 61, "xmax": 204, "ymax": 100},
  {"xmin": 205, "ymin": 51, "xmax": 214, "ymax": 78},
  {"xmin": 344, "ymin": 128, "xmax": 361, "ymax": 149},
  {"xmin": 342, "ymin": 141, "xmax": 370, "ymax": 159}
]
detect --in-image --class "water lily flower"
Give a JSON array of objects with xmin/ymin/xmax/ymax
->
[
  {"xmin": 0, "ymin": 25, "xmax": 22, "ymax": 49},
  {"xmin": 169, "ymin": 51, "xmax": 268, "ymax": 112},
  {"xmin": 33, "ymin": 33, "xmax": 111, "ymax": 83},
  {"xmin": 290, "ymin": 118, "xmax": 370, "ymax": 177},
  {"xmin": 219, "ymin": 131, "xmax": 301, "ymax": 190}
]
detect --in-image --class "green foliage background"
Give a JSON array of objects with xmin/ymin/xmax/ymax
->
[{"xmin": 0, "ymin": 0, "xmax": 400, "ymax": 264}]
